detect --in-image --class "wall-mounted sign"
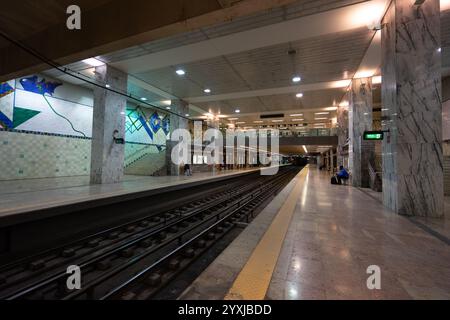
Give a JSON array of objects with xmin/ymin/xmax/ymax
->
[{"xmin": 363, "ymin": 131, "xmax": 384, "ymax": 140}]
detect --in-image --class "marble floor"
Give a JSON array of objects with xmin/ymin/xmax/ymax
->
[
  {"xmin": 182, "ymin": 166, "xmax": 450, "ymax": 300},
  {"xmin": 266, "ymin": 168, "xmax": 450, "ymax": 299},
  {"xmin": 0, "ymin": 168, "xmax": 258, "ymax": 219}
]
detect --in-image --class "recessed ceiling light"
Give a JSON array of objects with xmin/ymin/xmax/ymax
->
[
  {"xmin": 235, "ymin": 109, "xmax": 240, "ymax": 113},
  {"xmin": 141, "ymin": 97, "xmax": 148, "ymax": 101},
  {"xmin": 176, "ymin": 69, "xmax": 186, "ymax": 76},
  {"xmin": 438, "ymin": 47, "xmax": 442, "ymax": 53},
  {"xmin": 204, "ymin": 88, "xmax": 211, "ymax": 94},
  {"xmin": 185, "ymin": 114, "xmax": 190, "ymax": 117},
  {"xmin": 296, "ymin": 93, "xmax": 304, "ymax": 98},
  {"xmin": 166, "ymin": 107, "xmax": 171, "ymax": 110},
  {"xmin": 292, "ymin": 76, "xmax": 301, "ymax": 83},
  {"xmin": 290, "ymin": 114, "xmax": 303, "ymax": 117},
  {"xmin": 82, "ymin": 58, "xmax": 105, "ymax": 67},
  {"xmin": 105, "ymin": 84, "xmax": 111, "ymax": 88}
]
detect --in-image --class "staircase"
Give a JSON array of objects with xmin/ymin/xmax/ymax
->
[{"xmin": 125, "ymin": 152, "xmax": 166, "ymax": 176}]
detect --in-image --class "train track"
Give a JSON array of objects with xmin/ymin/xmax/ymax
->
[{"xmin": 0, "ymin": 166, "xmax": 299, "ymax": 300}]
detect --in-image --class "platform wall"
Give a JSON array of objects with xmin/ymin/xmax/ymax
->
[{"xmin": 0, "ymin": 76, "xmax": 168, "ymax": 180}]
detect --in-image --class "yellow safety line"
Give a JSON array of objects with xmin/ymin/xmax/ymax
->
[{"xmin": 225, "ymin": 166, "xmax": 309, "ymax": 300}]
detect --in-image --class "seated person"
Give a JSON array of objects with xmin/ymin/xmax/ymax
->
[{"xmin": 336, "ymin": 166, "xmax": 349, "ymax": 184}]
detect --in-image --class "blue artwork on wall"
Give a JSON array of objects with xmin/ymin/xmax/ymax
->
[
  {"xmin": 0, "ymin": 82, "xmax": 14, "ymax": 98},
  {"xmin": 150, "ymin": 112, "xmax": 161, "ymax": 133},
  {"xmin": 162, "ymin": 116, "xmax": 170, "ymax": 135},
  {"xmin": 20, "ymin": 76, "xmax": 62, "ymax": 96}
]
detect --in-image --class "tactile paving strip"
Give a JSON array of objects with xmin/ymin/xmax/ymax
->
[{"xmin": 225, "ymin": 166, "xmax": 309, "ymax": 300}]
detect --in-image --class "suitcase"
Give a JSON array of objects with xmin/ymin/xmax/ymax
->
[{"xmin": 331, "ymin": 176, "xmax": 339, "ymax": 185}]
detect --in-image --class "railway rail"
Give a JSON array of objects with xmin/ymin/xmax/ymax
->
[{"xmin": 0, "ymin": 166, "xmax": 299, "ymax": 300}]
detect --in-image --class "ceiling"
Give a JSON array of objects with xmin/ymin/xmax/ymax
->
[{"xmin": 40, "ymin": 0, "xmax": 450, "ymax": 140}]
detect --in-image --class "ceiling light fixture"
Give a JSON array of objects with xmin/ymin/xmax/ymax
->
[
  {"xmin": 235, "ymin": 109, "xmax": 240, "ymax": 113},
  {"xmin": 166, "ymin": 107, "xmax": 171, "ymax": 110},
  {"xmin": 228, "ymin": 118, "xmax": 239, "ymax": 121},
  {"xmin": 303, "ymin": 145, "xmax": 308, "ymax": 153},
  {"xmin": 272, "ymin": 120, "xmax": 283, "ymax": 123},
  {"xmin": 315, "ymin": 117, "xmax": 328, "ymax": 120},
  {"xmin": 290, "ymin": 114, "xmax": 303, "ymax": 117},
  {"xmin": 82, "ymin": 58, "xmax": 105, "ymax": 67},
  {"xmin": 292, "ymin": 119, "xmax": 304, "ymax": 121},
  {"xmin": 315, "ymin": 112, "xmax": 330, "ymax": 115},
  {"xmin": 292, "ymin": 76, "xmax": 301, "ymax": 83},
  {"xmin": 141, "ymin": 97, "xmax": 148, "ymax": 101},
  {"xmin": 105, "ymin": 84, "xmax": 111, "ymax": 88},
  {"xmin": 254, "ymin": 121, "xmax": 264, "ymax": 123},
  {"xmin": 204, "ymin": 88, "xmax": 211, "ymax": 94},
  {"xmin": 296, "ymin": 93, "xmax": 304, "ymax": 98},
  {"xmin": 176, "ymin": 69, "xmax": 186, "ymax": 76},
  {"xmin": 185, "ymin": 114, "xmax": 190, "ymax": 117}
]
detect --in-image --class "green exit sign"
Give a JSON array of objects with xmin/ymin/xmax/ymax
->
[{"xmin": 363, "ymin": 131, "xmax": 384, "ymax": 140}]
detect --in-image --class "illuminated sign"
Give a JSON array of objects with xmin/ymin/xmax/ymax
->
[{"xmin": 363, "ymin": 131, "xmax": 384, "ymax": 140}]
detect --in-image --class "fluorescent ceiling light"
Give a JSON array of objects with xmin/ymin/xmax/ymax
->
[
  {"xmin": 292, "ymin": 119, "xmax": 304, "ymax": 121},
  {"xmin": 303, "ymin": 145, "xmax": 308, "ymax": 153},
  {"xmin": 292, "ymin": 76, "xmax": 301, "ymax": 83},
  {"xmin": 315, "ymin": 117, "xmax": 328, "ymax": 120},
  {"xmin": 140, "ymin": 97, "xmax": 148, "ymax": 101},
  {"xmin": 324, "ymin": 107, "xmax": 338, "ymax": 111},
  {"xmin": 315, "ymin": 112, "xmax": 330, "ymax": 115},
  {"xmin": 105, "ymin": 84, "xmax": 111, "ymax": 88},
  {"xmin": 254, "ymin": 121, "xmax": 264, "ymax": 123},
  {"xmin": 82, "ymin": 58, "xmax": 104, "ymax": 67},
  {"xmin": 290, "ymin": 114, "xmax": 303, "ymax": 117},
  {"xmin": 272, "ymin": 120, "xmax": 283, "ymax": 123},
  {"xmin": 204, "ymin": 88, "xmax": 211, "ymax": 93},
  {"xmin": 185, "ymin": 114, "xmax": 190, "ymax": 117},
  {"xmin": 166, "ymin": 107, "xmax": 171, "ymax": 110},
  {"xmin": 235, "ymin": 109, "xmax": 240, "ymax": 113},
  {"xmin": 339, "ymin": 101, "xmax": 349, "ymax": 107},
  {"xmin": 296, "ymin": 93, "xmax": 304, "ymax": 98},
  {"xmin": 236, "ymin": 122, "xmax": 246, "ymax": 124},
  {"xmin": 372, "ymin": 76, "xmax": 382, "ymax": 84},
  {"xmin": 228, "ymin": 118, "xmax": 239, "ymax": 121},
  {"xmin": 162, "ymin": 100, "xmax": 172, "ymax": 106},
  {"xmin": 441, "ymin": 0, "xmax": 450, "ymax": 11},
  {"xmin": 176, "ymin": 69, "xmax": 186, "ymax": 76}
]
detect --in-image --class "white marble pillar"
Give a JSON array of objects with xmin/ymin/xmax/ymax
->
[
  {"xmin": 381, "ymin": 0, "xmax": 443, "ymax": 217},
  {"xmin": 90, "ymin": 65, "xmax": 127, "ymax": 184},
  {"xmin": 166, "ymin": 100, "xmax": 189, "ymax": 176},
  {"xmin": 337, "ymin": 94, "xmax": 350, "ymax": 167},
  {"xmin": 349, "ymin": 78, "xmax": 374, "ymax": 187}
]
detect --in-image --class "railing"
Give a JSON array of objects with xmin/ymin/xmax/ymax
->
[
  {"xmin": 124, "ymin": 144, "xmax": 166, "ymax": 168},
  {"xmin": 220, "ymin": 128, "xmax": 338, "ymax": 137}
]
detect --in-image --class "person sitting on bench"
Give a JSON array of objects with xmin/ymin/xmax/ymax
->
[{"xmin": 336, "ymin": 166, "xmax": 349, "ymax": 185}]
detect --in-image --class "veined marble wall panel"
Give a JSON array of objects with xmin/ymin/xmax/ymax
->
[{"xmin": 381, "ymin": 0, "xmax": 443, "ymax": 217}]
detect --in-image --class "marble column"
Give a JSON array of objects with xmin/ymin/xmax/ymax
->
[
  {"xmin": 349, "ymin": 77, "xmax": 374, "ymax": 187},
  {"xmin": 337, "ymin": 95, "xmax": 350, "ymax": 168},
  {"xmin": 381, "ymin": 0, "xmax": 443, "ymax": 217},
  {"xmin": 166, "ymin": 99, "xmax": 189, "ymax": 176},
  {"xmin": 90, "ymin": 65, "xmax": 127, "ymax": 184}
]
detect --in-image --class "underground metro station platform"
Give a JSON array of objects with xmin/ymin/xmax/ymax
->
[{"xmin": 0, "ymin": 0, "xmax": 450, "ymax": 310}]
